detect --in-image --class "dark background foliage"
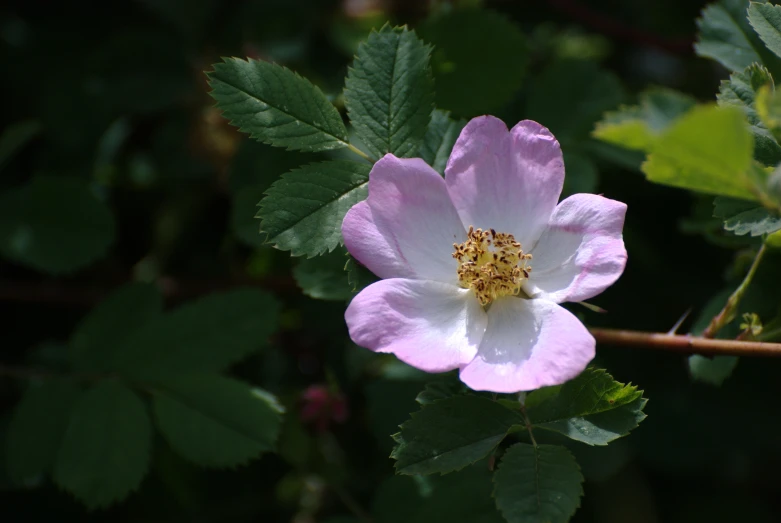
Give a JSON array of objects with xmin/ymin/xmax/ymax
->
[{"xmin": 2, "ymin": 0, "xmax": 781, "ymax": 521}]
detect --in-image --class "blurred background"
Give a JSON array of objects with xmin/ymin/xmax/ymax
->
[{"xmin": 2, "ymin": 0, "xmax": 781, "ymax": 521}]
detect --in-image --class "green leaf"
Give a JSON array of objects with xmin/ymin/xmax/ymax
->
[
  {"xmin": 713, "ymin": 195, "xmax": 781, "ymax": 235},
  {"xmin": 152, "ymin": 375, "xmax": 283, "ymax": 468},
  {"xmin": 415, "ymin": 376, "xmax": 468, "ymax": 405},
  {"xmin": 418, "ymin": 9, "xmax": 528, "ymax": 117},
  {"xmin": 419, "ymin": 109, "xmax": 466, "ymax": 174},
  {"xmin": 344, "ymin": 25, "xmax": 434, "ymax": 159},
  {"xmin": 688, "ymin": 354, "xmax": 740, "ymax": 385},
  {"xmin": 5, "ymin": 381, "xmax": 82, "ymax": 485},
  {"xmin": 69, "ymin": 284, "xmax": 163, "ymax": 371},
  {"xmin": 748, "ymin": 2, "xmax": 781, "ymax": 59},
  {"xmin": 53, "ymin": 381, "xmax": 151, "ymax": 509},
  {"xmin": 493, "ymin": 443, "xmax": 584, "ymax": 523},
  {"xmin": 593, "ymin": 88, "xmax": 698, "ymax": 151},
  {"xmin": 526, "ymin": 60, "xmax": 624, "ymax": 143},
  {"xmin": 207, "ymin": 57, "xmax": 348, "ymax": 152},
  {"xmin": 642, "ymin": 105, "xmax": 758, "ymax": 200},
  {"xmin": 695, "ymin": 0, "xmax": 763, "ymax": 72},
  {"xmin": 0, "ymin": 120, "xmax": 41, "ymax": 171},
  {"xmin": 346, "ymin": 256, "xmax": 379, "ymax": 293},
  {"xmin": 390, "ymin": 395, "xmax": 522, "ymax": 475},
  {"xmin": 717, "ymin": 63, "xmax": 781, "ymax": 165},
  {"xmin": 109, "ymin": 289, "xmax": 279, "ymax": 378},
  {"xmin": 525, "ymin": 368, "xmax": 647, "ymax": 446},
  {"xmin": 292, "ymin": 248, "xmax": 352, "ymax": 300},
  {"xmin": 258, "ymin": 160, "xmax": 371, "ymax": 257},
  {"xmin": 0, "ymin": 177, "xmax": 115, "ymax": 274}
]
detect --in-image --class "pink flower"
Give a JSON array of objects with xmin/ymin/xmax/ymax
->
[{"xmin": 342, "ymin": 116, "xmax": 627, "ymax": 393}]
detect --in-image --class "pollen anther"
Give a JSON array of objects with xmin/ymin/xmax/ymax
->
[{"xmin": 452, "ymin": 226, "xmax": 532, "ymax": 306}]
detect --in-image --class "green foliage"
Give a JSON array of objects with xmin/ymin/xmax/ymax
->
[
  {"xmin": 562, "ymin": 152, "xmax": 599, "ymax": 196},
  {"xmin": 713, "ymin": 196, "xmax": 781, "ymax": 235},
  {"xmin": 53, "ymin": 381, "xmax": 152, "ymax": 509},
  {"xmin": 593, "ymin": 88, "xmax": 697, "ymax": 151},
  {"xmin": 345, "ymin": 256, "xmax": 379, "ymax": 293},
  {"xmin": 525, "ymin": 368, "xmax": 647, "ymax": 446},
  {"xmin": 419, "ymin": 109, "xmax": 466, "ymax": 174},
  {"xmin": 152, "ymin": 375, "xmax": 283, "ymax": 467},
  {"xmin": 258, "ymin": 160, "xmax": 371, "ymax": 257},
  {"xmin": 717, "ymin": 63, "xmax": 781, "ymax": 165},
  {"xmin": 5, "ymin": 381, "xmax": 82, "ymax": 485},
  {"xmin": 108, "ymin": 288, "xmax": 280, "ymax": 378},
  {"xmin": 391, "ymin": 395, "xmax": 522, "ymax": 475},
  {"xmin": 208, "ymin": 58, "xmax": 349, "ymax": 152},
  {"xmin": 642, "ymin": 105, "xmax": 758, "ymax": 199},
  {"xmin": 527, "ymin": 60, "xmax": 624, "ymax": 144},
  {"xmin": 418, "ymin": 9, "xmax": 528, "ymax": 117},
  {"xmin": 748, "ymin": 2, "xmax": 781, "ymax": 59},
  {"xmin": 0, "ymin": 177, "xmax": 115, "ymax": 274},
  {"xmin": 69, "ymin": 283, "xmax": 163, "ymax": 371},
  {"xmin": 695, "ymin": 0, "xmax": 764, "ymax": 72},
  {"xmin": 344, "ymin": 25, "xmax": 434, "ymax": 159},
  {"xmin": 493, "ymin": 444, "xmax": 584, "ymax": 523},
  {"xmin": 293, "ymin": 248, "xmax": 352, "ymax": 300}
]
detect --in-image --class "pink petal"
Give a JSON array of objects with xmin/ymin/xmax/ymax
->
[
  {"xmin": 345, "ymin": 278, "xmax": 487, "ymax": 373},
  {"xmin": 459, "ymin": 297, "xmax": 594, "ymax": 393},
  {"xmin": 445, "ymin": 117, "xmax": 564, "ymax": 248},
  {"xmin": 524, "ymin": 193, "xmax": 627, "ymax": 304},
  {"xmin": 342, "ymin": 154, "xmax": 466, "ymax": 284}
]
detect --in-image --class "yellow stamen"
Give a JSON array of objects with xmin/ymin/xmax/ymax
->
[{"xmin": 452, "ymin": 226, "xmax": 532, "ymax": 306}]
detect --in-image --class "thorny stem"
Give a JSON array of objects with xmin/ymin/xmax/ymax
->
[
  {"xmin": 591, "ymin": 328, "xmax": 781, "ymax": 357},
  {"xmin": 702, "ymin": 244, "xmax": 768, "ymax": 338},
  {"xmin": 347, "ymin": 143, "xmax": 373, "ymax": 163}
]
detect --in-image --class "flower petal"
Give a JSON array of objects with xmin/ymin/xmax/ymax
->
[
  {"xmin": 346, "ymin": 278, "xmax": 487, "ymax": 373},
  {"xmin": 445, "ymin": 116, "xmax": 564, "ymax": 247},
  {"xmin": 342, "ymin": 154, "xmax": 466, "ymax": 284},
  {"xmin": 524, "ymin": 193, "xmax": 627, "ymax": 304},
  {"xmin": 459, "ymin": 297, "xmax": 594, "ymax": 393}
]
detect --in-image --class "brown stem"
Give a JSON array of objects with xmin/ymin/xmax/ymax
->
[{"xmin": 591, "ymin": 328, "xmax": 781, "ymax": 357}]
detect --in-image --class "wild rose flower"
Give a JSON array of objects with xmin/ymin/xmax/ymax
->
[{"xmin": 342, "ymin": 116, "xmax": 627, "ymax": 393}]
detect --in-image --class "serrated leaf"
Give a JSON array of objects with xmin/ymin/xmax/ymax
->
[
  {"xmin": 258, "ymin": 160, "xmax": 371, "ymax": 257},
  {"xmin": 152, "ymin": 375, "xmax": 283, "ymax": 468},
  {"xmin": 293, "ymin": 248, "xmax": 352, "ymax": 300},
  {"xmin": 69, "ymin": 284, "xmax": 163, "ymax": 371},
  {"xmin": 493, "ymin": 443, "xmax": 584, "ymax": 523},
  {"xmin": 345, "ymin": 256, "xmax": 379, "ymax": 293},
  {"xmin": 207, "ymin": 57, "xmax": 348, "ymax": 152},
  {"xmin": 593, "ymin": 87, "xmax": 697, "ymax": 151},
  {"xmin": 418, "ymin": 9, "xmax": 527, "ymax": 117},
  {"xmin": 53, "ymin": 381, "xmax": 151, "ymax": 509},
  {"xmin": 642, "ymin": 105, "xmax": 758, "ymax": 200},
  {"xmin": 344, "ymin": 25, "xmax": 434, "ymax": 158},
  {"xmin": 419, "ymin": 109, "xmax": 466, "ymax": 174},
  {"xmin": 713, "ymin": 195, "xmax": 781, "ymax": 235},
  {"xmin": 391, "ymin": 395, "xmax": 522, "ymax": 475},
  {"xmin": 5, "ymin": 380, "xmax": 82, "ymax": 485},
  {"xmin": 109, "ymin": 288, "xmax": 279, "ymax": 378},
  {"xmin": 0, "ymin": 177, "xmax": 115, "ymax": 274},
  {"xmin": 415, "ymin": 376, "xmax": 468, "ymax": 405},
  {"xmin": 525, "ymin": 368, "xmax": 647, "ymax": 445},
  {"xmin": 717, "ymin": 63, "xmax": 781, "ymax": 165},
  {"xmin": 749, "ymin": 2, "xmax": 781, "ymax": 59},
  {"xmin": 695, "ymin": 0, "xmax": 763, "ymax": 72}
]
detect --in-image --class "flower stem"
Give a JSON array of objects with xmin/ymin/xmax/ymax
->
[
  {"xmin": 347, "ymin": 143, "xmax": 373, "ymax": 163},
  {"xmin": 518, "ymin": 396, "xmax": 538, "ymax": 447},
  {"xmin": 590, "ymin": 328, "xmax": 781, "ymax": 357},
  {"xmin": 702, "ymin": 244, "xmax": 767, "ymax": 338}
]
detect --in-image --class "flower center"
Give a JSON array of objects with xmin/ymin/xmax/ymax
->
[{"xmin": 452, "ymin": 226, "xmax": 532, "ymax": 306}]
